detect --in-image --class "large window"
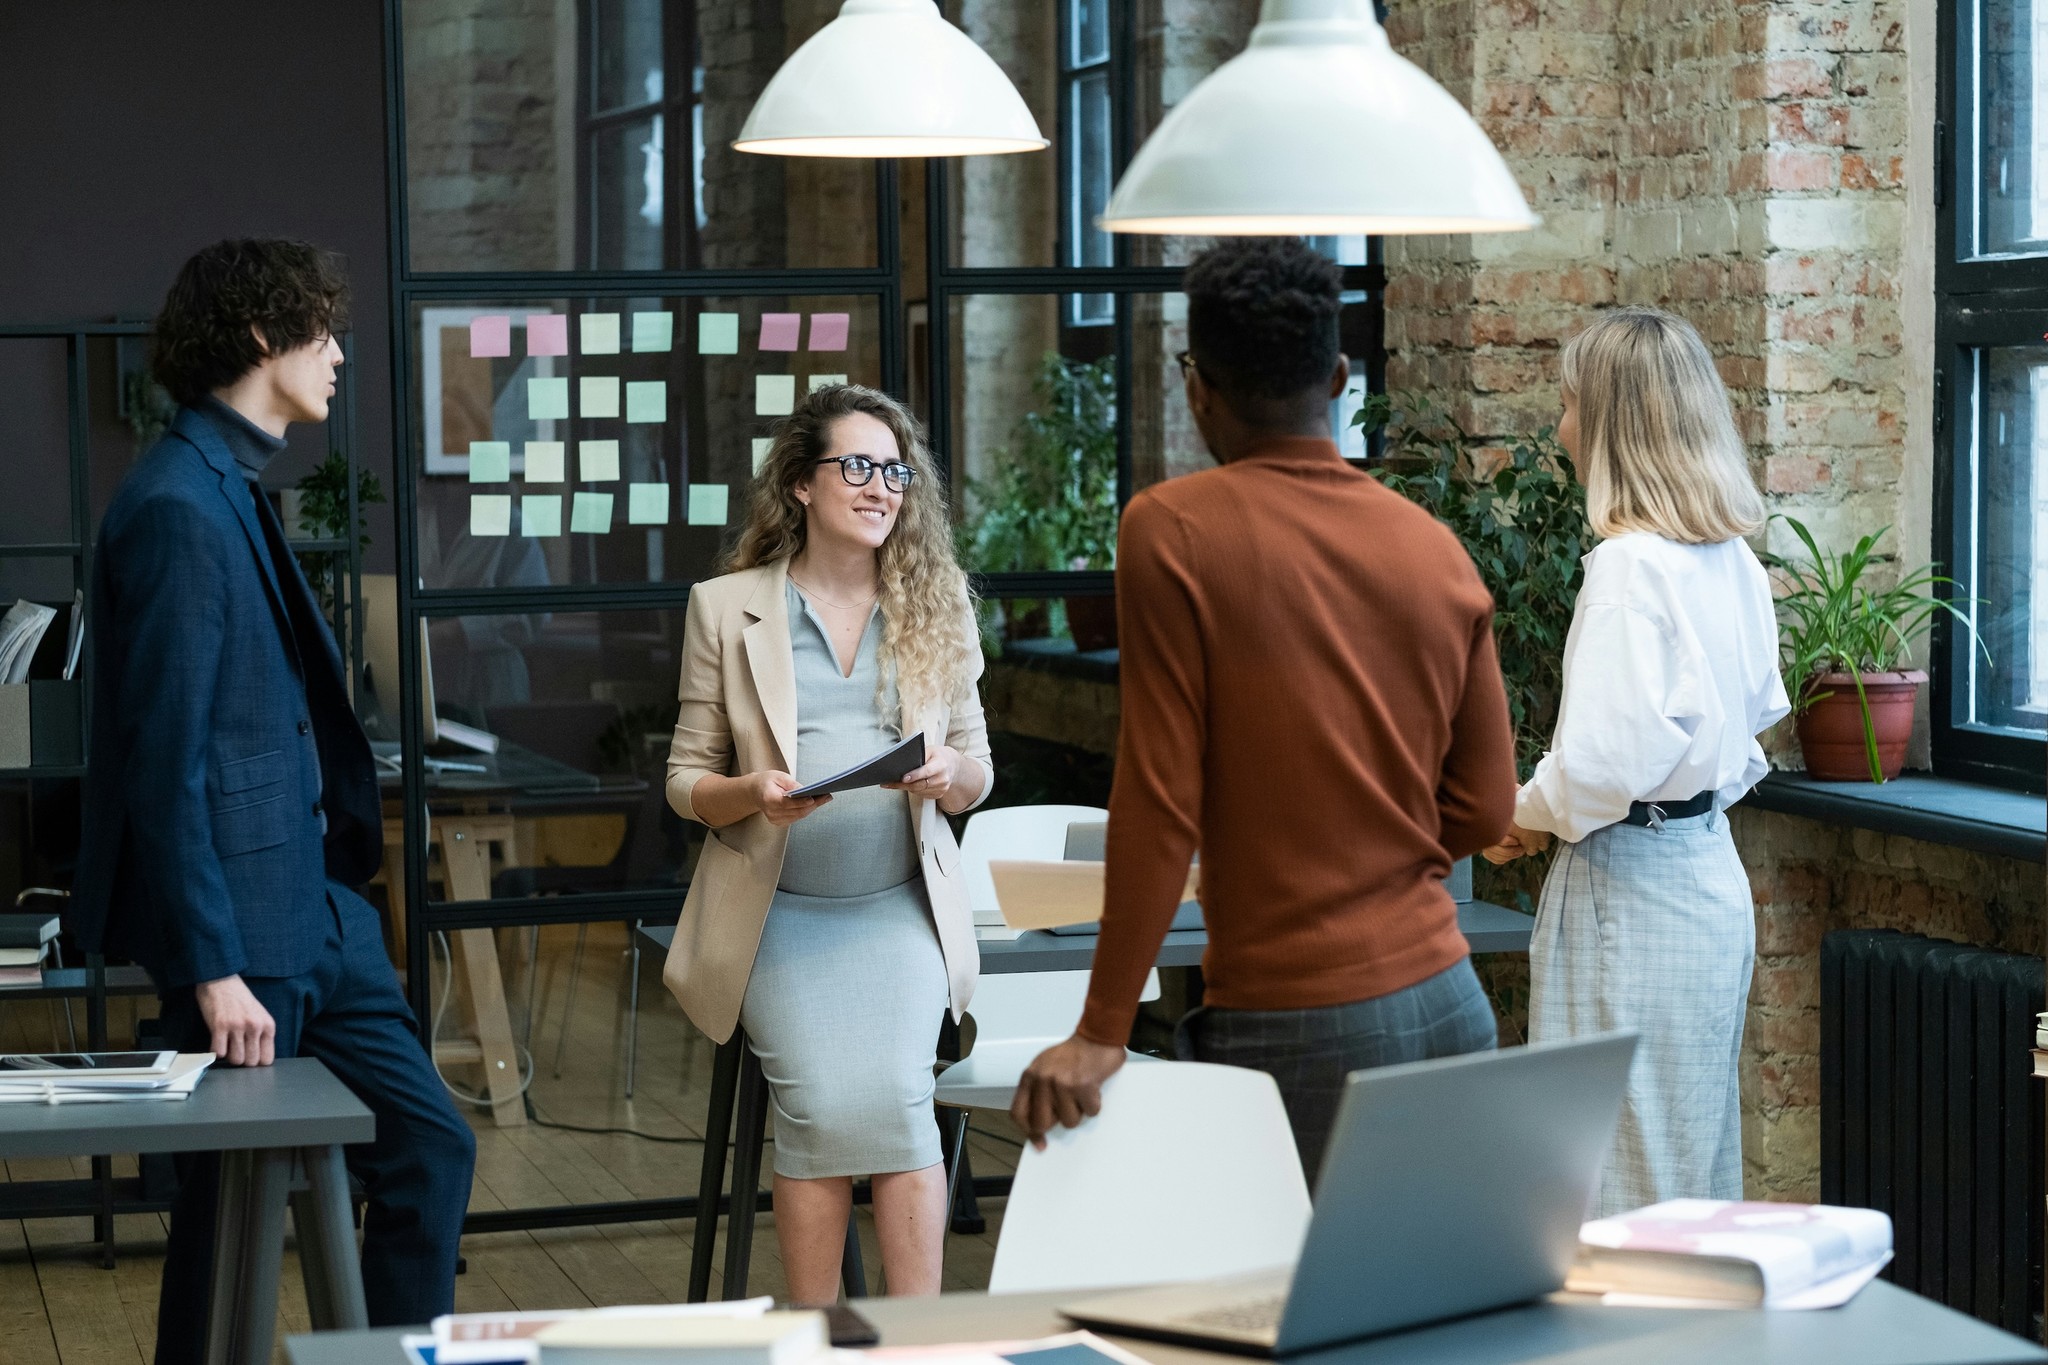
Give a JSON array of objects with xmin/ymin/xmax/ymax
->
[{"xmin": 1936, "ymin": 0, "xmax": 2048, "ymax": 789}]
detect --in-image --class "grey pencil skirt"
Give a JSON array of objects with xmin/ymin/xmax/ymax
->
[{"xmin": 737, "ymin": 878, "xmax": 950, "ymax": 1180}]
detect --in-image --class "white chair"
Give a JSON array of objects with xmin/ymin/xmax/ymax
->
[{"xmin": 989, "ymin": 1061, "xmax": 1311, "ymax": 1295}]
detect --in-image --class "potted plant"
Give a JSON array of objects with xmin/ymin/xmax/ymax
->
[
  {"xmin": 960, "ymin": 353, "xmax": 1120, "ymax": 651},
  {"xmin": 1766, "ymin": 516, "xmax": 1978, "ymax": 783}
]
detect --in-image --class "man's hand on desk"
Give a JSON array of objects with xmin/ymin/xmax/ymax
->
[
  {"xmin": 196, "ymin": 975, "xmax": 277, "ymax": 1066},
  {"xmin": 1011, "ymin": 1034, "xmax": 1126, "ymax": 1148}
]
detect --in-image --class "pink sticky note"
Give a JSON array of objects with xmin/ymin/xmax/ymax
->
[
  {"xmin": 808, "ymin": 313, "xmax": 850, "ymax": 351},
  {"xmin": 759, "ymin": 313, "xmax": 802, "ymax": 351},
  {"xmin": 527, "ymin": 313, "xmax": 568, "ymax": 357},
  {"xmin": 469, "ymin": 315, "xmax": 511, "ymax": 358}
]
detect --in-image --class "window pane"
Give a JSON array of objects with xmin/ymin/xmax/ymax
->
[
  {"xmin": 1073, "ymin": 70, "xmax": 1113, "ymax": 269},
  {"xmin": 1976, "ymin": 0, "xmax": 2048, "ymax": 256},
  {"xmin": 592, "ymin": 116, "xmax": 666, "ymax": 271},
  {"xmin": 1073, "ymin": 0, "xmax": 1110, "ymax": 65},
  {"xmin": 594, "ymin": 0, "xmax": 664, "ymax": 114},
  {"xmin": 1960, "ymin": 347, "xmax": 2048, "ymax": 734},
  {"xmin": 409, "ymin": 294, "xmax": 883, "ymax": 588}
]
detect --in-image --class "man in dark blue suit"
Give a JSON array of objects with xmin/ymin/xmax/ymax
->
[{"xmin": 71, "ymin": 240, "xmax": 474, "ymax": 1365}]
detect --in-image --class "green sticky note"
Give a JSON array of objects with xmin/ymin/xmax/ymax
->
[
  {"xmin": 626, "ymin": 381, "xmax": 667, "ymax": 423},
  {"xmin": 470, "ymin": 494, "xmax": 511, "ymax": 536},
  {"xmin": 628, "ymin": 483, "xmax": 670, "ymax": 525},
  {"xmin": 467, "ymin": 441, "xmax": 511, "ymax": 482},
  {"xmin": 527, "ymin": 376, "xmax": 569, "ymax": 421},
  {"xmin": 807, "ymin": 373, "xmax": 848, "ymax": 393},
  {"xmin": 578, "ymin": 440, "xmax": 620, "ymax": 482},
  {"xmin": 632, "ymin": 312, "xmax": 674, "ymax": 352},
  {"xmin": 571, "ymin": 491, "xmax": 614, "ymax": 534},
  {"xmin": 581, "ymin": 375, "xmax": 620, "ymax": 418},
  {"xmin": 521, "ymin": 494, "xmax": 562, "ymax": 537},
  {"xmin": 755, "ymin": 374, "xmax": 795, "ymax": 415},
  {"xmin": 580, "ymin": 312, "xmax": 621, "ymax": 354},
  {"xmin": 699, "ymin": 312, "xmax": 740, "ymax": 355},
  {"xmin": 523, "ymin": 441, "xmax": 566, "ymax": 482},
  {"xmin": 751, "ymin": 438, "xmax": 773, "ymax": 473},
  {"xmin": 688, "ymin": 484, "xmax": 729, "ymax": 526}
]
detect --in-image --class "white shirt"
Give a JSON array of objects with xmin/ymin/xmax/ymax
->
[{"xmin": 1515, "ymin": 532, "xmax": 1790, "ymax": 843}]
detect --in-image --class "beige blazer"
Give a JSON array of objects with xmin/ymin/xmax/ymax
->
[{"xmin": 660, "ymin": 558, "xmax": 994, "ymax": 1044}]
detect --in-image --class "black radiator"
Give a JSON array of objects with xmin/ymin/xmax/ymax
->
[{"xmin": 1820, "ymin": 929, "xmax": 2044, "ymax": 1337}]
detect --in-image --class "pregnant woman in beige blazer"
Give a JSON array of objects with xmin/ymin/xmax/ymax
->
[{"xmin": 663, "ymin": 383, "xmax": 993, "ymax": 1305}]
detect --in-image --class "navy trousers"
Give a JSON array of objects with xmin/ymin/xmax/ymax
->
[{"xmin": 153, "ymin": 882, "xmax": 474, "ymax": 1365}]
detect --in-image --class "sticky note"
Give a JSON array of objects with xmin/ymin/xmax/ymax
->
[
  {"xmin": 626, "ymin": 381, "xmax": 667, "ymax": 423},
  {"xmin": 756, "ymin": 375, "xmax": 796, "ymax": 415},
  {"xmin": 579, "ymin": 439, "xmax": 621, "ymax": 482},
  {"xmin": 631, "ymin": 312, "xmax": 674, "ymax": 352},
  {"xmin": 580, "ymin": 312, "xmax": 621, "ymax": 355},
  {"xmin": 469, "ymin": 315, "xmax": 511, "ymax": 358},
  {"xmin": 521, "ymin": 494, "xmax": 562, "ymax": 537},
  {"xmin": 528, "ymin": 376, "xmax": 569, "ymax": 421},
  {"xmin": 699, "ymin": 312, "xmax": 739, "ymax": 354},
  {"xmin": 808, "ymin": 313, "xmax": 850, "ymax": 351},
  {"xmin": 759, "ymin": 313, "xmax": 802, "ymax": 351},
  {"xmin": 752, "ymin": 438, "xmax": 773, "ymax": 473},
  {"xmin": 808, "ymin": 373, "xmax": 848, "ymax": 393},
  {"xmin": 470, "ymin": 494, "xmax": 512, "ymax": 536},
  {"xmin": 524, "ymin": 441, "xmax": 566, "ymax": 482},
  {"xmin": 526, "ymin": 313, "xmax": 568, "ymax": 356},
  {"xmin": 571, "ymin": 491, "xmax": 614, "ymax": 534},
  {"xmin": 467, "ymin": 441, "xmax": 511, "ymax": 482},
  {"xmin": 581, "ymin": 375, "xmax": 620, "ymax": 418},
  {"xmin": 628, "ymin": 483, "xmax": 670, "ymax": 525},
  {"xmin": 688, "ymin": 485, "xmax": 730, "ymax": 526}
]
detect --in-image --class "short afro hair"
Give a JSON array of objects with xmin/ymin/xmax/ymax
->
[
  {"xmin": 150, "ymin": 239, "xmax": 349, "ymax": 406},
  {"xmin": 1183, "ymin": 238, "xmax": 1343, "ymax": 405}
]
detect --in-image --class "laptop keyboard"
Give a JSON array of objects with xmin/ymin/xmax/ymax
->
[{"xmin": 1176, "ymin": 1294, "xmax": 1287, "ymax": 1334}]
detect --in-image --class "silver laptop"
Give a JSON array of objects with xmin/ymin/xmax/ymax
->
[{"xmin": 1061, "ymin": 1030, "xmax": 1637, "ymax": 1355}]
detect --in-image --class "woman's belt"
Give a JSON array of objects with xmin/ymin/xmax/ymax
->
[{"xmin": 1622, "ymin": 790, "xmax": 1714, "ymax": 826}]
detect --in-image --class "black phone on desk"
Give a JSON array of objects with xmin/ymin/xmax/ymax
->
[{"xmin": 821, "ymin": 1303, "xmax": 879, "ymax": 1347}]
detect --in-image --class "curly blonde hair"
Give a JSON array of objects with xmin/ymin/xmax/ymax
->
[{"xmin": 726, "ymin": 383, "xmax": 978, "ymax": 718}]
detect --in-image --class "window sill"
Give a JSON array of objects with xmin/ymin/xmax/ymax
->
[
  {"xmin": 995, "ymin": 639, "xmax": 1121, "ymax": 685},
  {"xmin": 1737, "ymin": 771, "xmax": 2046, "ymax": 865}
]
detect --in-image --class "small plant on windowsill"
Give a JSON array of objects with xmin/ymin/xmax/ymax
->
[
  {"xmin": 1764, "ymin": 515, "xmax": 1982, "ymax": 784},
  {"xmin": 293, "ymin": 451, "xmax": 386, "ymax": 619}
]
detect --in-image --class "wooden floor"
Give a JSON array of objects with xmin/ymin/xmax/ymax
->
[{"xmin": 0, "ymin": 923, "xmax": 1021, "ymax": 1363}]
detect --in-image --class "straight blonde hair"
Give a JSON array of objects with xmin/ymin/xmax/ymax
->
[{"xmin": 1559, "ymin": 307, "xmax": 1765, "ymax": 543}]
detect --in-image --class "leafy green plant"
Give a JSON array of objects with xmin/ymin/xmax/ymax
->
[
  {"xmin": 122, "ymin": 369, "xmax": 177, "ymax": 453},
  {"xmin": 960, "ymin": 351, "xmax": 1119, "ymax": 584},
  {"xmin": 294, "ymin": 451, "xmax": 386, "ymax": 616},
  {"xmin": 1352, "ymin": 391, "xmax": 1593, "ymax": 779},
  {"xmin": 1763, "ymin": 515, "xmax": 1980, "ymax": 783}
]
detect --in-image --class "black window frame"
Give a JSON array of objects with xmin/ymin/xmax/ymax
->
[
  {"xmin": 579, "ymin": 0, "xmax": 703, "ymax": 271},
  {"xmin": 1934, "ymin": 0, "xmax": 2048, "ymax": 792}
]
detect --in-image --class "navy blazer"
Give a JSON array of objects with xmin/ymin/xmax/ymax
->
[{"xmin": 70, "ymin": 407, "xmax": 382, "ymax": 988}]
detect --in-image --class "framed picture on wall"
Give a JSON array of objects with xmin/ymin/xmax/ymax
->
[{"xmin": 420, "ymin": 305, "xmax": 562, "ymax": 475}]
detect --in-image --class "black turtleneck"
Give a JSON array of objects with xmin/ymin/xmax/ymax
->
[{"xmin": 196, "ymin": 395, "xmax": 288, "ymax": 482}]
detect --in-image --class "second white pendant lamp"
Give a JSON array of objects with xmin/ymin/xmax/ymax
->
[
  {"xmin": 1100, "ymin": 0, "xmax": 1536, "ymax": 235},
  {"xmin": 734, "ymin": 0, "xmax": 1048, "ymax": 159}
]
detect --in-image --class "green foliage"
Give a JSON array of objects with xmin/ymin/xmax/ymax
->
[
  {"xmin": 960, "ymin": 352, "xmax": 1120, "ymax": 578},
  {"xmin": 122, "ymin": 369, "xmax": 178, "ymax": 453},
  {"xmin": 1352, "ymin": 391, "xmax": 1593, "ymax": 779},
  {"xmin": 294, "ymin": 451, "xmax": 386, "ymax": 616},
  {"xmin": 1763, "ymin": 514, "xmax": 1980, "ymax": 783}
]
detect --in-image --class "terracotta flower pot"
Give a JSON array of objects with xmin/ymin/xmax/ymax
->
[
  {"xmin": 1064, "ymin": 595, "xmax": 1119, "ymax": 653},
  {"xmin": 1795, "ymin": 670, "xmax": 1926, "ymax": 782}
]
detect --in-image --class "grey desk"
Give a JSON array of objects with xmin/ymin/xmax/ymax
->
[
  {"xmin": 0, "ymin": 1058, "xmax": 375, "ymax": 1365},
  {"xmin": 288, "ymin": 1280, "xmax": 2048, "ymax": 1365}
]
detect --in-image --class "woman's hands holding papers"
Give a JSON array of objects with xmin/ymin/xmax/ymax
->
[
  {"xmin": 1012, "ymin": 1034, "xmax": 1127, "ymax": 1147},
  {"xmin": 883, "ymin": 743, "xmax": 983, "ymax": 814},
  {"xmin": 749, "ymin": 771, "xmax": 831, "ymax": 828}
]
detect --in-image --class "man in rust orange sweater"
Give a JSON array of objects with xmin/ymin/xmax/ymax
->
[{"xmin": 1012, "ymin": 238, "xmax": 1519, "ymax": 1180}]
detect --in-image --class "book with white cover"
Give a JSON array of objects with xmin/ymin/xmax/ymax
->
[
  {"xmin": 1567, "ymin": 1199, "xmax": 1893, "ymax": 1307},
  {"xmin": 0, "ymin": 600, "xmax": 57, "ymax": 686},
  {"xmin": 434, "ymin": 1298, "xmax": 773, "ymax": 1365},
  {"xmin": 534, "ymin": 1309, "xmax": 825, "ymax": 1365}
]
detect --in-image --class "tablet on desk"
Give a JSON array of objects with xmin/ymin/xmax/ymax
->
[{"xmin": 0, "ymin": 1050, "xmax": 174, "ymax": 1075}]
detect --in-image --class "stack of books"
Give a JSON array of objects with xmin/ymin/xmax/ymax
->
[
  {"xmin": 0, "ymin": 912, "xmax": 58, "ymax": 988},
  {"xmin": 1566, "ymin": 1198, "xmax": 1893, "ymax": 1308},
  {"xmin": 0, "ymin": 1052, "xmax": 214, "ymax": 1104},
  {"xmin": 416, "ymin": 1299, "xmax": 796, "ymax": 1365}
]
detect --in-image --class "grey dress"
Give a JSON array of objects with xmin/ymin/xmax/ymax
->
[{"xmin": 736, "ymin": 583, "xmax": 949, "ymax": 1179}]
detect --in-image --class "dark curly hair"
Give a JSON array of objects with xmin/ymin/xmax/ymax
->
[
  {"xmin": 1184, "ymin": 237, "xmax": 1343, "ymax": 407},
  {"xmin": 149, "ymin": 239, "xmax": 350, "ymax": 405}
]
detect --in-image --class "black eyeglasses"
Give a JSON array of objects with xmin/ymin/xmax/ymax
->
[
  {"xmin": 1175, "ymin": 349, "xmax": 1203, "ymax": 382},
  {"xmin": 815, "ymin": 455, "xmax": 917, "ymax": 493}
]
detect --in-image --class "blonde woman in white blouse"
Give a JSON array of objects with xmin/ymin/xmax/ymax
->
[{"xmin": 1485, "ymin": 307, "xmax": 1789, "ymax": 1217}]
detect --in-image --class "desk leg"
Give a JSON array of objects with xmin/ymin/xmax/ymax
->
[
  {"xmin": 439, "ymin": 820, "xmax": 526, "ymax": 1128},
  {"xmin": 722, "ymin": 1042, "xmax": 769, "ymax": 1301},
  {"xmin": 688, "ymin": 1034, "xmax": 741, "ymax": 1303},
  {"xmin": 295, "ymin": 1144, "xmax": 368, "ymax": 1331},
  {"xmin": 204, "ymin": 1147, "xmax": 291, "ymax": 1365}
]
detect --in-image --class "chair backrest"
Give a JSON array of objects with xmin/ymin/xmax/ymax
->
[
  {"xmin": 959, "ymin": 804, "xmax": 1109, "ymax": 921},
  {"xmin": 990, "ymin": 1061, "xmax": 1311, "ymax": 1294},
  {"xmin": 964, "ymin": 970, "xmax": 1098, "ymax": 1044}
]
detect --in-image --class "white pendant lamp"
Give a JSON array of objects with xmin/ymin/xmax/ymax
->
[
  {"xmin": 1100, "ymin": 0, "xmax": 1536, "ymax": 235},
  {"xmin": 734, "ymin": 0, "xmax": 1048, "ymax": 159}
]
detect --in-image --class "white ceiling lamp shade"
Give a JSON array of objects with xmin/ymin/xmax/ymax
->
[
  {"xmin": 734, "ymin": 0, "xmax": 1048, "ymax": 159},
  {"xmin": 1100, "ymin": 0, "xmax": 1537, "ymax": 236}
]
